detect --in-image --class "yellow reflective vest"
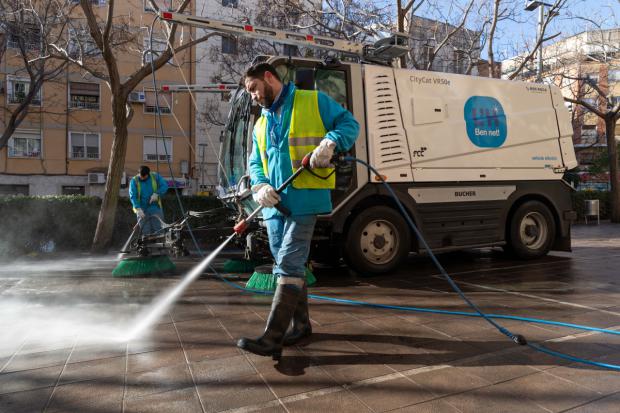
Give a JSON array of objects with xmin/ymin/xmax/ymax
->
[
  {"xmin": 255, "ymin": 89, "xmax": 335, "ymax": 189},
  {"xmin": 132, "ymin": 173, "xmax": 163, "ymax": 213}
]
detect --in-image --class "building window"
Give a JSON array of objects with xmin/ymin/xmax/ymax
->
[
  {"xmin": 69, "ymin": 82, "xmax": 100, "ymax": 110},
  {"xmin": 144, "ymin": 0, "xmax": 172, "ymax": 12},
  {"xmin": 62, "ymin": 186, "xmax": 85, "ymax": 195},
  {"xmin": 0, "ymin": 185, "xmax": 29, "ymax": 196},
  {"xmin": 577, "ymin": 126, "xmax": 600, "ymax": 148},
  {"xmin": 7, "ymin": 77, "xmax": 41, "ymax": 106},
  {"xmin": 222, "ymin": 37, "xmax": 238, "ymax": 55},
  {"xmin": 585, "ymin": 73, "xmax": 599, "ymax": 85},
  {"xmin": 144, "ymin": 90, "xmax": 172, "ymax": 114},
  {"xmin": 222, "ymin": 0, "xmax": 238, "ymax": 7},
  {"xmin": 582, "ymin": 97, "xmax": 597, "ymax": 111},
  {"xmin": 453, "ymin": 50, "xmax": 467, "ymax": 74},
  {"xmin": 8, "ymin": 130, "xmax": 41, "ymax": 158},
  {"xmin": 608, "ymin": 70, "xmax": 620, "ymax": 82},
  {"xmin": 7, "ymin": 24, "xmax": 41, "ymax": 50},
  {"xmin": 68, "ymin": 28, "xmax": 100, "ymax": 58},
  {"xmin": 70, "ymin": 132, "xmax": 100, "ymax": 159},
  {"xmin": 143, "ymin": 35, "xmax": 168, "ymax": 63},
  {"xmin": 143, "ymin": 136, "xmax": 172, "ymax": 161},
  {"xmin": 421, "ymin": 45, "xmax": 434, "ymax": 69}
]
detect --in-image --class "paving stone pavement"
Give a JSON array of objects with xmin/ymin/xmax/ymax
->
[{"xmin": 0, "ymin": 223, "xmax": 619, "ymax": 412}]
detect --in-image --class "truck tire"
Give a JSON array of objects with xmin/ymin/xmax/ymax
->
[
  {"xmin": 343, "ymin": 206, "xmax": 411, "ymax": 275},
  {"xmin": 507, "ymin": 200, "xmax": 555, "ymax": 260}
]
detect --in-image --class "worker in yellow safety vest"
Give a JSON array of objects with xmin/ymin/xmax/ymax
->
[
  {"xmin": 237, "ymin": 62, "xmax": 360, "ymax": 359},
  {"xmin": 129, "ymin": 165, "xmax": 169, "ymax": 235}
]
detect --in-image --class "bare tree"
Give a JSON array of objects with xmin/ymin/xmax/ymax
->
[
  {"xmin": 471, "ymin": 0, "xmax": 524, "ymax": 78},
  {"xmin": 549, "ymin": 32, "xmax": 620, "ymax": 222},
  {"xmin": 0, "ymin": 0, "xmax": 69, "ymax": 151},
  {"xmin": 40, "ymin": 0, "xmax": 226, "ymax": 252},
  {"xmin": 504, "ymin": 0, "xmax": 567, "ymax": 80},
  {"xmin": 269, "ymin": 0, "xmax": 483, "ymax": 73}
]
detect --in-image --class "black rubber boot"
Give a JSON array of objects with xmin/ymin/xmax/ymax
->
[
  {"xmin": 283, "ymin": 283, "xmax": 312, "ymax": 346},
  {"xmin": 237, "ymin": 283, "xmax": 302, "ymax": 360}
]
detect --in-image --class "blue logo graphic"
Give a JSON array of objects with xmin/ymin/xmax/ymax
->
[{"xmin": 464, "ymin": 96, "xmax": 507, "ymax": 148}]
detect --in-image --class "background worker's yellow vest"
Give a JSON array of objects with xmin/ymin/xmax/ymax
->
[
  {"xmin": 133, "ymin": 173, "xmax": 163, "ymax": 212},
  {"xmin": 255, "ymin": 90, "xmax": 335, "ymax": 189}
]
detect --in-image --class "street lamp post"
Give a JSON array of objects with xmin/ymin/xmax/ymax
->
[{"xmin": 525, "ymin": 1, "xmax": 554, "ymax": 82}]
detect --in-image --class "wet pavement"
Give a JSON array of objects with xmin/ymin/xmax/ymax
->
[{"xmin": 1, "ymin": 223, "xmax": 619, "ymax": 412}]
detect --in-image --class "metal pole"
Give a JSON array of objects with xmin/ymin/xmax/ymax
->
[{"xmin": 537, "ymin": 4, "xmax": 544, "ymax": 82}]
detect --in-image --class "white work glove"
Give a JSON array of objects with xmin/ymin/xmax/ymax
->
[
  {"xmin": 252, "ymin": 183, "xmax": 281, "ymax": 208},
  {"xmin": 310, "ymin": 138, "xmax": 336, "ymax": 169},
  {"xmin": 149, "ymin": 193, "xmax": 159, "ymax": 204},
  {"xmin": 136, "ymin": 208, "xmax": 146, "ymax": 220}
]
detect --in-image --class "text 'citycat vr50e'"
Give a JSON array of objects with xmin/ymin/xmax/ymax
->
[{"xmin": 162, "ymin": 11, "xmax": 578, "ymax": 275}]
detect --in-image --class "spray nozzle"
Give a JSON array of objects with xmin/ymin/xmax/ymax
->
[
  {"xmin": 301, "ymin": 153, "xmax": 311, "ymax": 169},
  {"xmin": 233, "ymin": 219, "xmax": 248, "ymax": 235}
]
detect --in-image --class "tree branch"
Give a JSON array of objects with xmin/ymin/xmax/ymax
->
[{"xmin": 103, "ymin": 0, "xmax": 114, "ymax": 42}]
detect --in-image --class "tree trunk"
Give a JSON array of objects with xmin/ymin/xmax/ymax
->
[
  {"xmin": 91, "ymin": 95, "xmax": 130, "ymax": 252},
  {"xmin": 606, "ymin": 118, "xmax": 620, "ymax": 223},
  {"xmin": 397, "ymin": 0, "xmax": 406, "ymax": 68}
]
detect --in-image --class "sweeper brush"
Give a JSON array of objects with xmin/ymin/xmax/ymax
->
[
  {"xmin": 245, "ymin": 264, "xmax": 316, "ymax": 292},
  {"xmin": 112, "ymin": 255, "xmax": 176, "ymax": 277},
  {"xmin": 112, "ymin": 216, "xmax": 183, "ymax": 277}
]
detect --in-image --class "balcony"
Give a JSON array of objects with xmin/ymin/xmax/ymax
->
[
  {"xmin": 71, "ymin": 152, "xmax": 100, "ymax": 159},
  {"xmin": 8, "ymin": 93, "xmax": 41, "ymax": 106},
  {"xmin": 145, "ymin": 154, "xmax": 172, "ymax": 161},
  {"xmin": 69, "ymin": 100, "xmax": 100, "ymax": 110},
  {"xmin": 8, "ymin": 148, "xmax": 40, "ymax": 158},
  {"xmin": 144, "ymin": 105, "xmax": 171, "ymax": 114}
]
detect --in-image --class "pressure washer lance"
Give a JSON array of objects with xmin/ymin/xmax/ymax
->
[
  {"xmin": 119, "ymin": 221, "xmax": 141, "ymax": 255},
  {"xmin": 233, "ymin": 154, "xmax": 311, "ymax": 235}
]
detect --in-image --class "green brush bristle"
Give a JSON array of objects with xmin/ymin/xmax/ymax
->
[
  {"xmin": 223, "ymin": 259, "xmax": 258, "ymax": 273},
  {"xmin": 245, "ymin": 266, "xmax": 316, "ymax": 291},
  {"xmin": 112, "ymin": 255, "xmax": 176, "ymax": 277},
  {"xmin": 245, "ymin": 270, "xmax": 278, "ymax": 291},
  {"xmin": 305, "ymin": 267, "xmax": 316, "ymax": 286}
]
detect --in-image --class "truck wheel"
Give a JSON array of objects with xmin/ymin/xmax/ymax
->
[
  {"xmin": 344, "ymin": 206, "xmax": 411, "ymax": 275},
  {"xmin": 507, "ymin": 201, "xmax": 555, "ymax": 259}
]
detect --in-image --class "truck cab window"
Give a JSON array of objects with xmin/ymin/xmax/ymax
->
[
  {"xmin": 315, "ymin": 69, "xmax": 348, "ymax": 109},
  {"xmin": 274, "ymin": 63, "xmax": 349, "ymax": 109}
]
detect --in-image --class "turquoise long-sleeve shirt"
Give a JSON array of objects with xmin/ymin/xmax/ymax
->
[
  {"xmin": 249, "ymin": 83, "xmax": 360, "ymax": 218},
  {"xmin": 128, "ymin": 173, "xmax": 169, "ymax": 213}
]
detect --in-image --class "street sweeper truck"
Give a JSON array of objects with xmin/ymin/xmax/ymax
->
[{"xmin": 161, "ymin": 12, "xmax": 578, "ymax": 275}]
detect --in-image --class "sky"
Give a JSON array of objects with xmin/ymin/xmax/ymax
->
[
  {"xmin": 499, "ymin": 0, "xmax": 620, "ymax": 57},
  {"xmin": 415, "ymin": 0, "xmax": 620, "ymax": 60}
]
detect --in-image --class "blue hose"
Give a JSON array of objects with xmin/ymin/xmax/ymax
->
[{"xmin": 205, "ymin": 157, "xmax": 620, "ymax": 371}]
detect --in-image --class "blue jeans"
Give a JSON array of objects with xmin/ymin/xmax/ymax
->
[
  {"xmin": 138, "ymin": 209, "xmax": 164, "ymax": 236},
  {"xmin": 265, "ymin": 215, "xmax": 317, "ymax": 280}
]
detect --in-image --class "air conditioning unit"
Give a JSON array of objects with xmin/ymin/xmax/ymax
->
[
  {"xmin": 128, "ymin": 91, "xmax": 146, "ymax": 103},
  {"xmin": 87, "ymin": 172, "xmax": 106, "ymax": 184}
]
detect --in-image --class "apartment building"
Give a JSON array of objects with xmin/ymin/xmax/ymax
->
[
  {"xmin": 407, "ymin": 15, "xmax": 481, "ymax": 75},
  {"xmin": 193, "ymin": 0, "xmax": 308, "ymax": 193},
  {"xmin": 0, "ymin": 0, "xmax": 194, "ymax": 196},
  {"xmin": 502, "ymin": 29, "xmax": 620, "ymax": 190}
]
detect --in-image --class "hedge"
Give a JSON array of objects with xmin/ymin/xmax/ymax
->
[
  {"xmin": 0, "ymin": 195, "xmax": 229, "ymax": 256},
  {"xmin": 0, "ymin": 190, "xmax": 612, "ymax": 256}
]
